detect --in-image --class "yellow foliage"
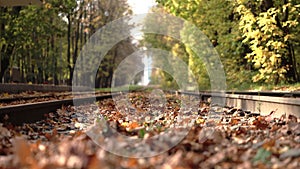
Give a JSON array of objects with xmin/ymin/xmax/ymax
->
[
  {"xmin": 45, "ymin": 3, "xmax": 52, "ymax": 9},
  {"xmin": 234, "ymin": 0, "xmax": 299, "ymax": 83}
]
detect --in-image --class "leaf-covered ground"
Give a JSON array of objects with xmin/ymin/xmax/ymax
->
[
  {"xmin": 0, "ymin": 92, "xmax": 299, "ymax": 169},
  {"xmin": 0, "ymin": 91, "xmax": 71, "ymax": 107}
]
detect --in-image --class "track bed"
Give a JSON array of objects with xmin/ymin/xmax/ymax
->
[{"xmin": 0, "ymin": 91, "xmax": 299, "ymax": 169}]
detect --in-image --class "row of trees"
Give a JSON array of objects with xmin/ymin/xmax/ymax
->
[
  {"xmin": 145, "ymin": 0, "xmax": 300, "ymax": 89},
  {"xmin": 1, "ymin": 0, "xmax": 299, "ymax": 89},
  {"xmin": 0, "ymin": 0, "xmax": 135, "ymax": 87}
]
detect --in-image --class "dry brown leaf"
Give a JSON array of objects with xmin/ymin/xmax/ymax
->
[
  {"xmin": 87, "ymin": 155, "xmax": 102, "ymax": 169},
  {"xmin": 270, "ymin": 125, "xmax": 280, "ymax": 132},
  {"xmin": 252, "ymin": 117, "xmax": 269, "ymax": 130},
  {"xmin": 128, "ymin": 122, "xmax": 140, "ymax": 130},
  {"xmin": 287, "ymin": 121, "xmax": 300, "ymax": 135},
  {"xmin": 262, "ymin": 139, "xmax": 275, "ymax": 150},
  {"xmin": 230, "ymin": 118, "xmax": 240, "ymax": 125},
  {"xmin": 121, "ymin": 158, "xmax": 138, "ymax": 168},
  {"xmin": 205, "ymin": 151, "xmax": 226, "ymax": 166},
  {"xmin": 288, "ymin": 114, "xmax": 298, "ymax": 123},
  {"xmin": 13, "ymin": 137, "xmax": 39, "ymax": 169},
  {"xmin": 161, "ymin": 150, "xmax": 183, "ymax": 169}
]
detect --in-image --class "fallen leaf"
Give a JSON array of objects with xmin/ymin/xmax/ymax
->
[
  {"xmin": 205, "ymin": 150, "xmax": 226, "ymax": 166},
  {"xmin": 87, "ymin": 155, "xmax": 102, "ymax": 169},
  {"xmin": 288, "ymin": 114, "xmax": 298, "ymax": 123},
  {"xmin": 128, "ymin": 122, "xmax": 139, "ymax": 130},
  {"xmin": 252, "ymin": 148, "xmax": 271, "ymax": 164},
  {"xmin": 13, "ymin": 137, "xmax": 39, "ymax": 169},
  {"xmin": 262, "ymin": 139, "xmax": 275, "ymax": 150},
  {"xmin": 287, "ymin": 121, "xmax": 300, "ymax": 135},
  {"xmin": 161, "ymin": 150, "xmax": 183, "ymax": 169},
  {"xmin": 252, "ymin": 117, "xmax": 269, "ymax": 130}
]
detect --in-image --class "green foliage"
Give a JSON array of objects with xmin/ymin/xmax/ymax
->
[
  {"xmin": 138, "ymin": 128, "xmax": 146, "ymax": 138},
  {"xmin": 235, "ymin": 0, "xmax": 300, "ymax": 84},
  {"xmin": 252, "ymin": 148, "xmax": 272, "ymax": 164},
  {"xmin": 0, "ymin": 4, "xmax": 69, "ymax": 84},
  {"xmin": 152, "ymin": 0, "xmax": 300, "ymax": 89},
  {"xmin": 0, "ymin": 0, "xmax": 134, "ymax": 86},
  {"xmin": 150, "ymin": 0, "xmax": 248, "ymax": 89},
  {"xmin": 142, "ymin": 8, "xmax": 188, "ymax": 89},
  {"xmin": 95, "ymin": 85, "xmax": 144, "ymax": 92}
]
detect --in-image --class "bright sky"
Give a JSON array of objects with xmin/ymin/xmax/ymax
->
[
  {"xmin": 127, "ymin": 0, "xmax": 157, "ymax": 14},
  {"xmin": 126, "ymin": 0, "xmax": 156, "ymax": 85}
]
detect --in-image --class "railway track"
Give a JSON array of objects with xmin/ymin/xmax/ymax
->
[
  {"xmin": 1, "ymin": 89, "xmax": 299, "ymax": 125},
  {"xmin": 0, "ymin": 89, "xmax": 299, "ymax": 169},
  {"xmin": 0, "ymin": 92, "xmax": 70, "ymax": 103},
  {"xmin": 0, "ymin": 91, "xmax": 110, "ymax": 103},
  {"xmin": 172, "ymin": 90, "xmax": 300, "ymax": 98},
  {"xmin": 173, "ymin": 90, "xmax": 300, "ymax": 118},
  {"xmin": 0, "ymin": 93, "xmax": 117, "ymax": 125}
]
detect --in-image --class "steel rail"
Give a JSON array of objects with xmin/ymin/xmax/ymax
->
[
  {"xmin": 0, "ymin": 93, "xmax": 118, "ymax": 125},
  {"xmin": 1, "ymin": 90, "xmax": 300, "ymax": 125},
  {"xmin": 170, "ymin": 90, "xmax": 300, "ymax": 97},
  {"xmin": 0, "ymin": 91, "xmax": 110, "ymax": 103},
  {"xmin": 174, "ymin": 90, "xmax": 300, "ymax": 118}
]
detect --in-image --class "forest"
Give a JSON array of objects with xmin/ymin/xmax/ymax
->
[
  {"xmin": 0, "ymin": 0, "xmax": 135, "ymax": 87},
  {"xmin": 0, "ymin": 0, "xmax": 300, "ymax": 90}
]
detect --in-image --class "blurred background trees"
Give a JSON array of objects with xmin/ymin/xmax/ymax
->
[
  {"xmin": 146, "ymin": 0, "xmax": 300, "ymax": 89},
  {"xmin": 0, "ymin": 0, "xmax": 134, "ymax": 87},
  {"xmin": 0, "ymin": 0, "xmax": 299, "ymax": 90}
]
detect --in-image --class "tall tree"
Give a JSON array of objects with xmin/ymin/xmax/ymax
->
[
  {"xmin": 51, "ymin": 0, "xmax": 77, "ymax": 85},
  {"xmin": 153, "ymin": 0, "xmax": 300, "ymax": 89},
  {"xmin": 235, "ymin": 0, "xmax": 300, "ymax": 84},
  {"xmin": 0, "ymin": 6, "xmax": 22, "ymax": 82},
  {"xmin": 148, "ymin": 1, "xmax": 250, "ymax": 89}
]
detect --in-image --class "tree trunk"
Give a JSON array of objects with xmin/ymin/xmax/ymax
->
[
  {"xmin": 280, "ymin": 0, "xmax": 297, "ymax": 82},
  {"xmin": 67, "ymin": 14, "xmax": 73, "ymax": 86},
  {"xmin": 0, "ymin": 7, "xmax": 9, "ymax": 83},
  {"xmin": 0, "ymin": 53, "xmax": 9, "ymax": 83},
  {"xmin": 72, "ymin": 9, "xmax": 83, "ymax": 86},
  {"xmin": 53, "ymin": 36, "xmax": 59, "ymax": 85}
]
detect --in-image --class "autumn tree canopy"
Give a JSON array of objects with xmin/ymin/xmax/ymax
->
[{"xmin": 147, "ymin": 0, "xmax": 300, "ymax": 89}]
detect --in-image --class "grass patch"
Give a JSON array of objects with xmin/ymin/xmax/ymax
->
[{"xmin": 95, "ymin": 85, "xmax": 145, "ymax": 92}]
